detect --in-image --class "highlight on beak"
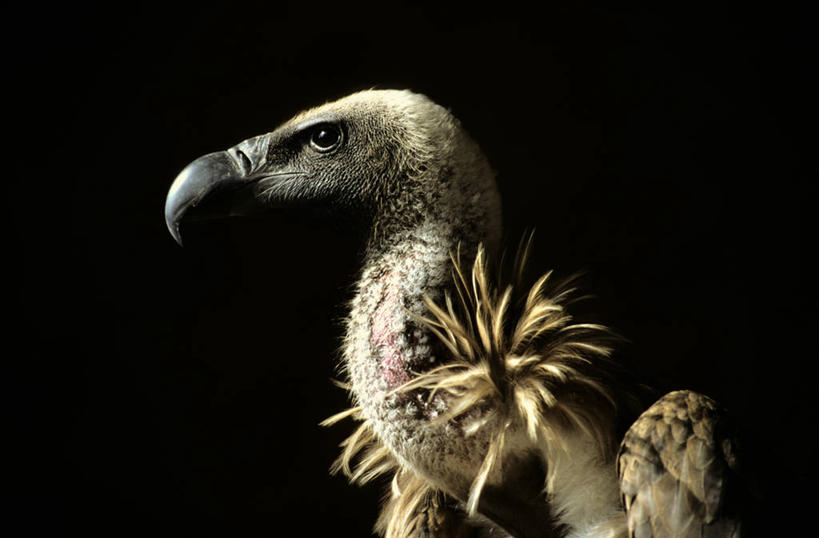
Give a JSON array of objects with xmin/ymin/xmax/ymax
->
[
  {"xmin": 165, "ymin": 151, "xmax": 246, "ymax": 246},
  {"xmin": 165, "ymin": 131, "xmax": 282, "ymax": 245},
  {"xmin": 168, "ymin": 129, "xmax": 292, "ymax": 247}
]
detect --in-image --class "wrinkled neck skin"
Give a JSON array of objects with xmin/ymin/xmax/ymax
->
[
  {"xmin": 346, "ymin": 225, "xmax": 488, "ymax": 493},
  {"xmin": 344, "ymin": 161, "xmax": 502, "ymax": 496}
]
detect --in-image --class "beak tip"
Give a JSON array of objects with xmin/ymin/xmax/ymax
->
[
  {"xmin": 170, "ymin": 225, "xmax": 184, "ymax": 247},
  {"xmin": 164, "ymin": 148, "xmax": 260, "ymax": 247},
  {"xmin": 165, "ymin": 197, "xmax": 185, "ymax": 247}
]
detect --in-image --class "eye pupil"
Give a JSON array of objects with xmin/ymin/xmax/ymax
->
[{"xmin": 310, "ymin": 125, "xmax": 341, "ymax": 151}]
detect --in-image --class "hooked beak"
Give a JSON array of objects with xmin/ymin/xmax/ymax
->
[{"xmin": 164, "ymin": 133, "xmax": 275, "ymax": 246}]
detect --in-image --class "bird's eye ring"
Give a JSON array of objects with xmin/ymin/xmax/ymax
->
[{"xmin": 308, "ymin": 123, "xmax": 343, "ymax": 153}]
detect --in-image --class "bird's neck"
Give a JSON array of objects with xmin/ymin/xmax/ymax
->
[
  {"xmin": 346, "ymin": 217, "xmax": 476, "ymax": 397},
  {"xmin": 343, "ymin": 214, "xmax": 495, "ymax": 505},
  {"xmin": 343, "ymin": 218, "xmax": 625, "ymax": 537}
]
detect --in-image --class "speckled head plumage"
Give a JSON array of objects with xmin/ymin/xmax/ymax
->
[
  {"xmin": 266, "ymin": 90, "xmax": 502, "ymax": 253},
  {"xmin": 165, "ymin": 89, "xmax": 502, "ymax": 251}
]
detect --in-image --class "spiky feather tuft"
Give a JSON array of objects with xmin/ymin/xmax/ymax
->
[{"xmin": 323, "ymin": 238, "xmax": 624, "ymax": 537}]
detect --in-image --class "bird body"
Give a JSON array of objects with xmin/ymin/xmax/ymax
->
[{"xmin": 165, "ymin": 89, "xmax": 746, "ymax": 537}]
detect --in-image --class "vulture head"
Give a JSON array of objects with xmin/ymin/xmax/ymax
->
[
  {"xmin": 166, "ymin": 90, "xmax": 502, "ymax": 253},
  {"xmin": 166, "ymin": 90, "xmax": 746, "ymax": 537}
]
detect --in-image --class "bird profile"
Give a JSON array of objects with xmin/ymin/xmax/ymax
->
[{"xmin": 165, "ymin": 89, "xmax": 747, "ymax": 537}]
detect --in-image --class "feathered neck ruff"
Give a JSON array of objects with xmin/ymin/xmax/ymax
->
[{"xmin": 323, "ymin": 238, "xmax": 628, "ymax": 537}]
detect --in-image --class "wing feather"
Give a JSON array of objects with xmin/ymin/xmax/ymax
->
[{"xmin": 617, "ymin": 390, "xmax": 743, "ymax": 537}]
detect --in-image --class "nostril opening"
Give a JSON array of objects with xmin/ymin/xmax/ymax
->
[{"xmin": 235, "ymin": 149, "xmax": 252, "ymax": 174}]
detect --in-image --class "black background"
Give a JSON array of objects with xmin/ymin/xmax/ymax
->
[{"xmin": 6, "ymin": 2, "xmax": 816, "ymax": 536}]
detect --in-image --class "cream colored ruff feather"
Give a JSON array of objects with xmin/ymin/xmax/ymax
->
[{"xmin": 324, "ymin": 241, "xmax": 628, "ymax": 538}]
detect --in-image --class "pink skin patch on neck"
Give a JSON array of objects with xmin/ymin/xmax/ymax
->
[{"xmin": 370, "ymin": 274, "xmax": 411, "ymax": 388}]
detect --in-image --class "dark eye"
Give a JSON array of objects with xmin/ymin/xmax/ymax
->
[{"xmin": 308, "ymin": 123, "xmax": 343, "ymax": 153}]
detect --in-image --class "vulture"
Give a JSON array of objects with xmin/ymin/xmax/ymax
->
[{"xmin": 165, "ymin": 90, "xmax": 748, "ymax": 537}]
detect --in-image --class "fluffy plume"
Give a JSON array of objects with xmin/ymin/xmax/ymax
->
[
  {"xmin": 322, "ymin": 238, "xmax": 622, "ymax": 537},
  {"xmin": 320, "ymin": 408, "xmax": 440, "ymax": 537}
]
